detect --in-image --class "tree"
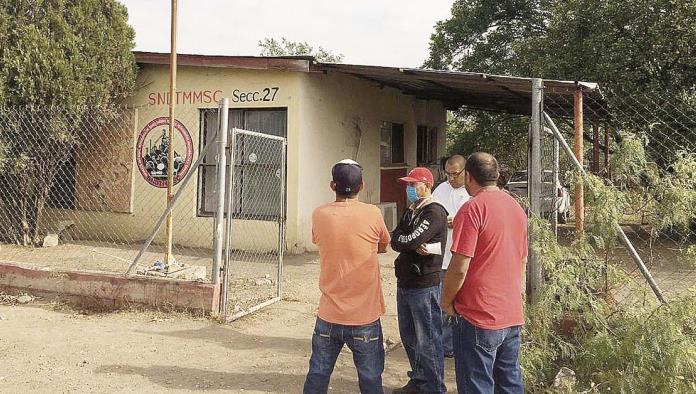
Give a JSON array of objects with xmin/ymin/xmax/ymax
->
[
  {"xmin": 426, "ymin": 0, "xmax": 696, "ymax": 92},
  {"xmin": 258, "ymin": 37, "xmax": 344, "ymax": 63},
  {"xmin": 0, "ymin": 0, "xmax": 136, "ymax": 245},
  {"xmin": 426, "ymin": 0, "xmax": 696, "ymax": 169}
]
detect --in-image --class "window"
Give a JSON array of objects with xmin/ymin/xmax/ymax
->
[
  {"xmin": 380, "ymin": 121, "xmax": 405, "ymax": 166},
  {"xmin": 417, "ymin": 125, "xmax": 438, "ymax": 165},
  {"xmin": 47, "ymin": 150, "xmax": 77, "ymax": 209},
  {"xmin": 198, "ymin": 108, "xmax": 287, "ymax": 218}
]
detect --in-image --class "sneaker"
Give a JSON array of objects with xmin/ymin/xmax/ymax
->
[{"xmin": 393, "ymin": 380, "xmax": 421, "ymax": 393}]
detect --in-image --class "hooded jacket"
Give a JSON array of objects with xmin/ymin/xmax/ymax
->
[{"xmin": 391, "ymin": 197, "xmax": 448, "ymax": 288}]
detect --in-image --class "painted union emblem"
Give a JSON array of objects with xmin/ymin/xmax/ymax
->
[{"xmin": 136, "ymin": 117, "xmax": 194, "ymax": 188}]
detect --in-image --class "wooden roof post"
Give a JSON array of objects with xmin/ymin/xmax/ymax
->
[{"xmin": 574, "ymin": 89, "xmax": 584, "ymax": 239}]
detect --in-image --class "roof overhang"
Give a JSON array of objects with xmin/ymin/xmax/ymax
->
[
  {"xmin": 314, "ymin": 63, "xmax": 603, "ymax": 116},
  {"xmin": 134, "ymin": 51, "xmax": 604, "ymax": 116},
  {"xmin": 134, "ymin": 51, "xmax": 313, "ymax": 73}
]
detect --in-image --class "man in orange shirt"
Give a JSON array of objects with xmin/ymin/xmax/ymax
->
[
  {"xmin": 441, "ymin": 152, "xmax": 528, "ymax": 393},
  {"xmin": 303, "ymin": 159, "xmax": 391, "ymax": 394}
]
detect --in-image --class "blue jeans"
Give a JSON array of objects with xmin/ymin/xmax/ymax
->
[
  {"xmin": 303, "ymin": 317, "xmax": 384, "ymax": 394},
  {"xmin": 453, "ymin": 317, "xmax": 523, "ymax": 394},
  {"xmin": 439, "ymin": 270, "xmax": 454, "ymax": 355},
  {"xmin": 397, "ymin": 286, "xmax": 446, "ymax": 393}
]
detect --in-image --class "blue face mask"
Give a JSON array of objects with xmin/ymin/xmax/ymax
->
[{"xmin": 406, "ymin": 185, "xmax": 419, "ymax": 203}]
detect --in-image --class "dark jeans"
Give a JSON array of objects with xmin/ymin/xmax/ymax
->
[
  {"xmin": 452, "ymin": 317, "xmax": 523, "ymax": 394},
  {"xmin": 303, "ymin": 317, "xmax": 384, "ymax": 394},
  {"xmin": 397, "ymin": 285, "xmax": 446, "ymax": 393},
  {"xmin": 439, "ymin": 270, "xmax": 454, "ymax": 355}
]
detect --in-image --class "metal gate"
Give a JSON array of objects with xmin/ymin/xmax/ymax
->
[{"xmin": 220, "ymin": 128, "xmax": 287, "ymax": 321}]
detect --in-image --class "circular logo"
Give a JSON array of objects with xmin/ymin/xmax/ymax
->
[
  {"xmin": 248, "ymin": 153, "xmax": 258, "ymax": 163},
  {"xmin": 136, "ymin": 117, "xmax": 194, "ymax": 188}
]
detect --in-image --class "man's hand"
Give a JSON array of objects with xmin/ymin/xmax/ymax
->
[
  {"xmin": 447, "ymin": 216, "xmax": 454, "ymax": 229},
  {"xmin": 416, "ymin": 244, "xmax": 429, "ymax": 256},
  {"xmin": 441, "ymin": 301, "xmax": 455, "ymax": 316}
]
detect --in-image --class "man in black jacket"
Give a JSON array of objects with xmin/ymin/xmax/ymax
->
[{"xmin": 391, "ymin": 167, "xmax": 448, "ymax": 394}]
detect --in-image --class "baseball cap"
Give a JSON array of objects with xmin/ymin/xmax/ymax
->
[
  {"xmin": 332, "ymin": 159, "xmax": 363, "ymax": 194},
  {"xmin": 399, "ymin": 167, "xmax": 434, "ymax": 185}
]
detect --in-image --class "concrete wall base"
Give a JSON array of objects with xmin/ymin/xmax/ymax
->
[{"xmin": 0, "ymin": 261, "xmax": 220, "ymax": 314}]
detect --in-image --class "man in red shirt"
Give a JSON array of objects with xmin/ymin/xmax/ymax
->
[{"xmin": 441, "ymin": 152, "xmax": 528, "ymax": 393}]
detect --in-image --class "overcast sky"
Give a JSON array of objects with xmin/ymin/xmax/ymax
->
[{"xmin": 118, "ymin": 0, "xmax": 454, "ymax": 68}]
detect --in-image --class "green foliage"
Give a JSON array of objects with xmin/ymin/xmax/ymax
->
[
  {"xmin": 686, "ymin": 246, "xmax": 696, "ymax": 270},
  {"xmin": 609, "ymin": 133, "xmax": 651, "ymax": 189},
  {"xmin": 523, "ymin": 214, "xmax": 696, "ymax": 393},
  {"xmin": 0, "ymin": 0, "xmax": 136, "ymax": 106},
  {"xmin": 426, "ymin": 0, "xmax": 696, "ymax": 93},
  {"xmin": 0, "ymin": 0, "xmax": 136, "ymax": 245},
  {"xmin": 576, "ymin": 299, "xmax": 696, "ymax": 393},
  {"xmin": 258, "ymin": 37, "xmax": 344, "ymax": 63},
  {"xmin": 522, "ymin": 217, "xmax": 613, "ymax": 391},
  {"xmin": 653, "ymin": 152, "xmax": 696, "ymax": 232},
  {"xmin": 521, "ymin": 134, "xmax": 696, "ymax": 391},
  {"xmin": 446, "ymin": 111, "xmax": 528, "ymax": 172},
  {"xmin": 609, "ymin": 133, "xmax": 696, "ymax": 236},
  {"xmin": 582, "ymin": 173, "xmax": 628, "ymax": 248}
]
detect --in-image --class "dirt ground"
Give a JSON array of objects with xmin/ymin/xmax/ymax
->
[{"xmin": 0, "ymin": 251, "xmax": 460, "ymax": 394}]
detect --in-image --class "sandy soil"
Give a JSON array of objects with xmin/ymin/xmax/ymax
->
[{"xmin": 0, "ymin": 251, "xmax": 459, "ymax": 394}]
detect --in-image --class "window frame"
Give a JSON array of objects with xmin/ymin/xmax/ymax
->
[
  {"xmin": 416, "ymin": 125, "xmax": 438, "ymax": 166},
  {"xmin": 197, "ymin": 107, "xmax": 287, "ymax": 219},
  {"xmin": 380, "ymin": 121, "xmax": 406, "ymax": 167}
]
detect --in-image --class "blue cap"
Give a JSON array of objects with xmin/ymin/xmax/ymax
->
[{"xmin": 332, "ymin": 159, "xmax": 363, "ymax": 194}]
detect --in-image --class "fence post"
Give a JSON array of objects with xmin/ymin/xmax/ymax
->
[
  {"xmin": 220, "ymin": 129, "xmax": 238, "ymax": 318},
  {"xmin": 211, "ymin": 98, "xmax": 229, "ymax": 284},
  {"xmin": 574, "ymin": 89, "xmax": 585, "ymax": 238},
  {"xmin": 527, "ymin": 78, "xmax": 544, "ymax": 301},
  {"xmin": 164, "ymin": 0, "xmax": 178, "ymax": 266},
  {"xmin": 277, "ymin": 139, "xmax": 287, "ymax": 299}
]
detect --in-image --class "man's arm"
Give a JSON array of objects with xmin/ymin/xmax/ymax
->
[
  {"xmin": 375, "ymin": 210, "xmax": 391, "ymax": 254},
  {"xmin": 391, "ymin": 208, "xmax": 446, "ymax": 252},
  {"xmin": 441, "ymin": 252, "xmax": 471, "ymax": 316}
]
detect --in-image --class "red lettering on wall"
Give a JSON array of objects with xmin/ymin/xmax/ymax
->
[
  {"xmin": 157, "ymin": 92, "xmax": 168, "ymax": 105},
  {"xmin": 182, "ymin": 91, "xmax": 192, "ymax": 104},
  {"xmin": 147, "ymin": 90, "xmax": 226, "ymax": 106}
]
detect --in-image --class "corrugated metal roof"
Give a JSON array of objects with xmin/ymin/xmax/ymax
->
[
  {"xmin": 315, "ymin": 63, "xmax": 603, "ymax": 115},
  {"xmin": 134, "ymin": 51, "xmax": 604, "ymax": 116}
]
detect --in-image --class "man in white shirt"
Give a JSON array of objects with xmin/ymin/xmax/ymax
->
[{"xmin": 431, "ymin": 154, "xmax": 470, "ymax": 357}]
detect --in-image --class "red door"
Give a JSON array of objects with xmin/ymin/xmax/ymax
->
[{"xmin": 380, "ymin": 168, "xmax": 408, "ymax": 218}]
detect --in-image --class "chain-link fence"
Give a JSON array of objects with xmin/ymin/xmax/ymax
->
[
  {"xmin": 220, "ymin": 128, "xmax": 286, "ymax": 321},
  {"xmin": 543, "ymin": 87, "xmax": 696, "ymax": 305},
  {"xmin": 0, "ymin": 105, "xmax": 219, "ymax": 278},
  {"xmin": 0, "ymin": 103, "xmax": 288, "ymax": 319}
]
